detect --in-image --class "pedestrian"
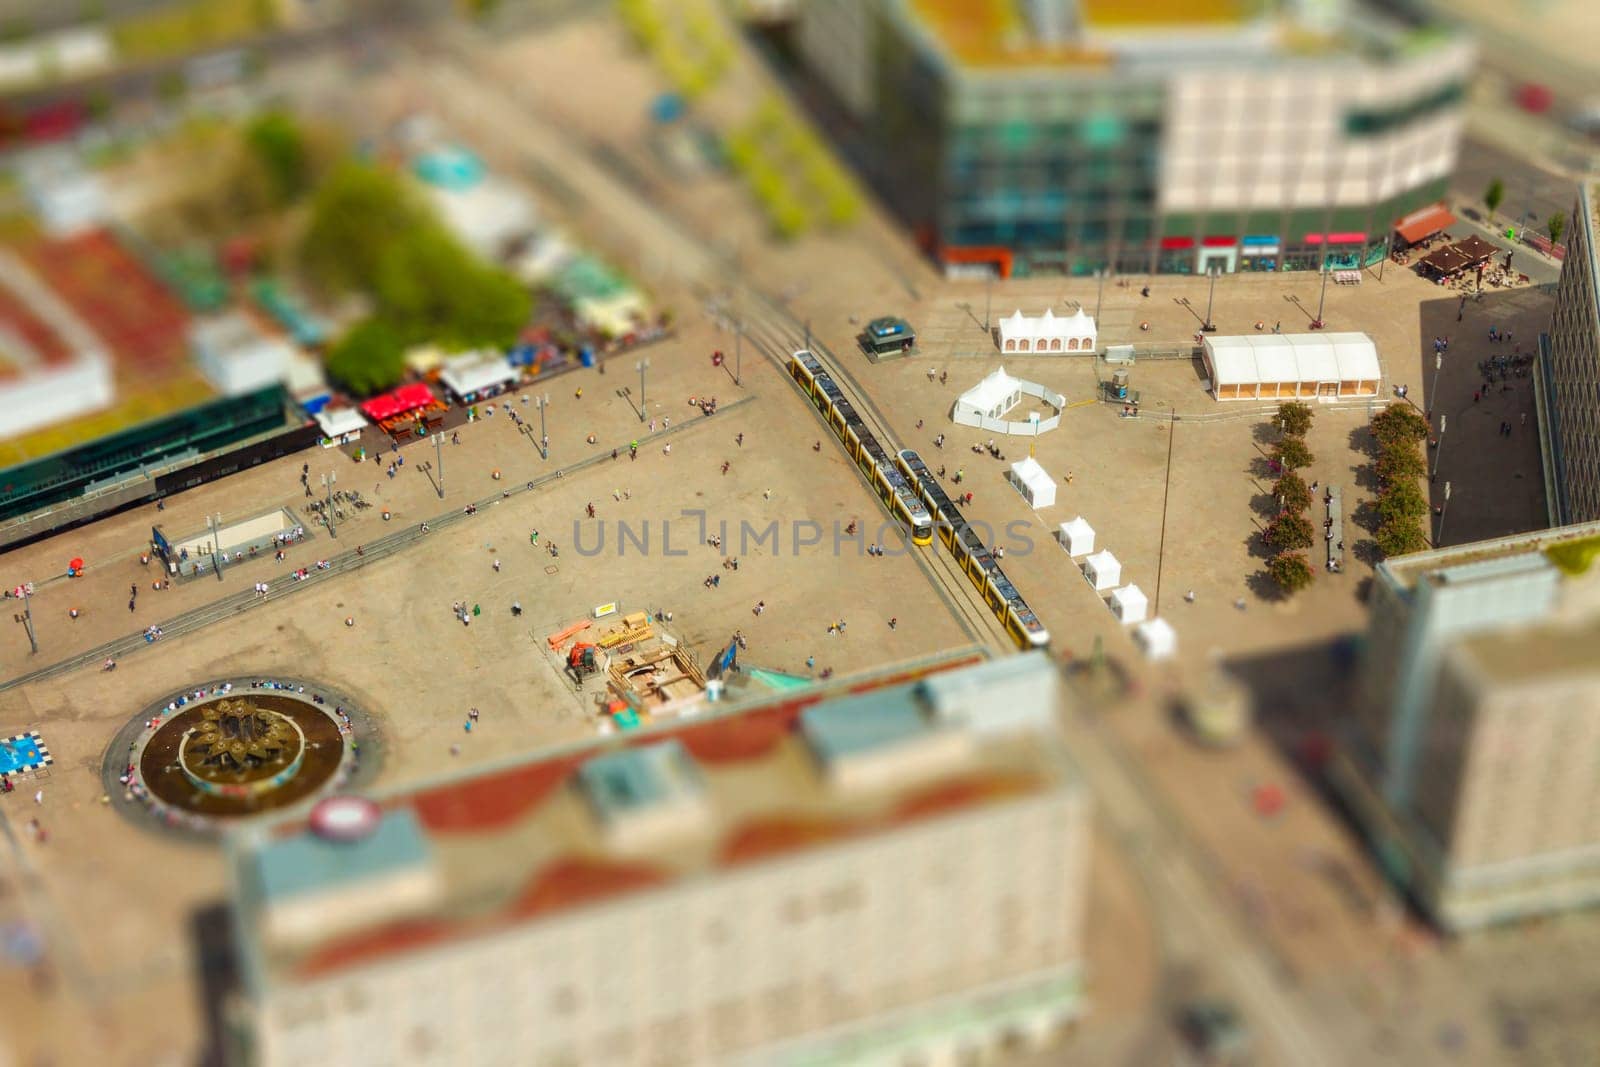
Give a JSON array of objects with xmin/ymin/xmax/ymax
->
[
  {"xmin": 940, "ymin": 371, "xmax": 948, "ymax": 386},
  {"xmin": 35, "ymin": 789, "xmax": 43, "ymax": 805},
  {"xmin": 713, "ymin": 574, "xmax": 720, "ymax": 587},
  {"xmin": 650, "ymin": 418, "xmax": 657, "ymax": 432},
  {"xmin": 128, "ymin": 598, "xmax": 135, "ymax": 613},
  {"xmin": 722, "ymin": 461, "xmax": 730, "ymax": 475},
  {"xmin": 889, "ymin": 617, "xmax": 897, "ymax": 630},
  {"xmin": 763, "ymin": 488, "xmax": 772, "ymax": 499},
  {"xmin": 1474, "ymin": 390, "xmax": 1480, "ymax": 403},
  {"xmin": 663, "ymin": 443, "xmax": 672, "ymax": 456},
  {"xmin": 493, "ymin": 559, "xmax": 501, "ymax": 572},
  {"xmin": 1521, "ymin": 412, "xmax": 1528, "ymax": 426},
  {"xmin": 736, "ymin": 432, "xmax": 744, "ymax": 446},
  {"xmin": 806, "ymin": 655, "xmax": 815, "ymax": 670}
]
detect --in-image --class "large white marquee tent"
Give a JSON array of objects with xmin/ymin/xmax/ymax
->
[
  {"xmin": 1202, "ymin": 332, "xmax": 1381, "ymax": 401},
  {"xmin": 998, "ymin": 308, "xmax": 1096, "ymax": 354}
]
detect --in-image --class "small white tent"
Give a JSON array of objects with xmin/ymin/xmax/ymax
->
[
  {"xmin": 1008, "ymin": 457, "xmax": 1056, "ymax": 509},
  {"xmin": 1084, "ymin": 549, "xmax": 1121, "ymax": 591},
  {"xmin": 1135, "ymin": 617, "xmax": 1177, "ymax": 660},
  {"xmin": 1110, "ymin": 584, "xmax": 1148, "ymax": 624},
  {"xmin": 1058, "ymin": 517, "xmax": 1095, "ymax": 556},
  {"xmin": 998, "ymin": 307, "xmax": 1097, "ymax": 354}
]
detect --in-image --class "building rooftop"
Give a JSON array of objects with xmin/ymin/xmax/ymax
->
[
  {"xmin": 1453, "ymin": 620, "xmax": 1600, "ymax": 686},
  {"xmin": 230, "ymin": 651, "xmax": 1078, "ymax": 993},
  {"xmin": 1381, "ymin": 519, "xmax": 1600, "ymax": 592}
]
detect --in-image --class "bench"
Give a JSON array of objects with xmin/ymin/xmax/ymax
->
[{"xmin": 1326, "ymin": 486, "xmax": 1345, "ymax": 571}]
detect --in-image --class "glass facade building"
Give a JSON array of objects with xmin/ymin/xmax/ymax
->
[{"xmin": 801, "ymin": 0, "xmax": 1471, "ymax": 276}]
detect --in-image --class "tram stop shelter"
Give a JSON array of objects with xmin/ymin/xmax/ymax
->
[
  {"xmin": 1007, "ymin": 457, "xmax": 1056, "ymax": 509},
  {"xmin": 1135, "ymin": 618, "xmax": 1177, "ymax": 660},
  {"xmin": 1085, "ymin": 549, "xmax": 1121, "ymax": 592},
  {"xmin": 1058, "ymin": 517, "xmax": 1095, "ymax": 556},
  {"xmin": 1111, "ymin": 584, "xmax": 1148, "ymax": 624},
  {"xmin": 1203, "ymin": 333, "xmax": 1381, "ymax": 401}
]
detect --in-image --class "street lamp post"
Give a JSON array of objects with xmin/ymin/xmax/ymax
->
[
  {"xmin": 636, "ymin": 360, "xmax": 650, "ymax": 423},
  {"xmin": 1312, "ymin": 263, "xmax": 1330, "ymax": 329},
  {"xmin": 1435, "ymin": 481, "xmax": 1452, "ymax": 547},
  {"xmin": 210, "ymin": 512, "xmax": 224, "ymax": 581},
  {"xmin": 322, "ymin": 472, "xmax": 337, "ymax": 539},
  {"xmin": 433, "ymin": 431, "xmax": 444, "ymax": 499},
  {"xmin": 1431, "ymin": 414, "xmax": 1446, "ymax": 479},
  {"xmin": 1094, "ymin": 268, "xmax": 1106, "ymax": 327},
  {"xmin": 1430, "ymin": 352, "xmax": 1443, "ymax": 411},
  {"xmin": 1201, "ymin": 265, "xmax": 1219, "ymax": 332},
  {"xmin": 19, "ymin": 586, "xmax": 37, "ymax": 654},
  {"xmin": 534, "ymin": 394, "xmax": 551, "ymax": 459},
  {"xmin": 734, "ymin": 319, "xmax": 742, "ymax": 385}
]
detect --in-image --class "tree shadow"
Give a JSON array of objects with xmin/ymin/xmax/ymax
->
[
  {"xmin": 1346, "ymin": 425, "xmax": 1377, "ymax": 458},
  {"xmin": 1252, "ymin": 421, "xmax": 1281, "ymax": 446},
  {"xmin": 1245, "ymin": 530, "xmax": 1276, "ymax": 561},
  {"xmin": 1250, "ymin": 455, "xmax": 1280, "ymax": 479},
  {"xmin": 1245, "ymin": 569, "xmax": 1288, "ymax": 601},
  {"xmin": 1353, "ymin": 465, "xmax": 1382, "ymax": 493},
  {"xmin": 1351, "ymin": 500, "xmax": 1381, "ymax": 533},
  {"xmin": 1352, "ymin": 539, "xmax": 1384, "ymax": 567},
  {"xmin": 1251, "ymin": 492, "xmax": 1284, "ymax": 520}
]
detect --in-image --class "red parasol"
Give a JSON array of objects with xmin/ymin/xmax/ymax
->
[{"xmin": 68, "ymin": 557, "xmax": 84, "ymax": 571}]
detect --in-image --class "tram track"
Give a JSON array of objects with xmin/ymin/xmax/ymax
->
[{"xmin": 734, "ymin": 314, "xmax": 1012, "ymax": 655}]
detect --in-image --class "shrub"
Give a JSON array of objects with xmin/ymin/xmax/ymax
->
[
  {"xmin": 1266, "ymin": 511, "xmax": 1316, "ymax": 551},
  {"xmin": 1273, "ymin": 471, "xmax": 1311, "ymax": 514},
  {"xmin": 1272, "ymin": 400, "xmax": 1315, "ymax": 439},
  {"xmin": 1268, "ymin": 551, "xmax": 1314, "ymax": 593}
]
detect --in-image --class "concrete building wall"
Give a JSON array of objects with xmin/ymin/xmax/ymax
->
[
  {"xmin": 1543, "ymin": 184, "xmax": 1600, "ymax": 523},
  {"xmin": 796, "ymin": 0, "xmax": 876, "ymax": 119},
  {"xmin": 248, "ymin": 788, "xmax": 1090, "ymax": 1067}
]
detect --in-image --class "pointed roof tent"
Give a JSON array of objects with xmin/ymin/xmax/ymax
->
[
  {"xmin": 1059, "ymin": 517, "xmax": 1095, "ymax": 556},
  {"xmin": 959, "ymin": 366, "xmax": 1024, "ymax": 413},
  {"xmin": 1110, "ymin": 584, "xmax": 1148, "ymax": 624},
  {"xmin": 1085, "ymin": 549, "xmax": 1121, "ymax": 591},
  {"xmin": 1009, "ymin": 456, "xmax": 1056, "ymax": 509},
  {"xmin": 1135, "ymin": 617, "xmax": 1177, "ymax": 660}
]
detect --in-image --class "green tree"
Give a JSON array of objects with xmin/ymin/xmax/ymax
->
[
  {"xmin": 374, "ymin": 227, "xmax": 530, "ymax": 349},
  {"xmin": 1548, "ymin": 211, "xmax": 1567, "ymax": 246},
  {"xmin": 1484, "ymin": 178, "xmax": 1505, "ymax": 222},
  {"xmin": 1370, "ymin": 403, "xmax": 1429, "ymax": 447},
  {"xmin": 1266, "ymin": 511, "xmax": 1316, "ymax": 551},
  {"xmin": 1271, "ymin": 400, "xmax": 1315, "ymax": 439},
  {"xmin": 1271, "ymin": 436, "xmax": 1314, "ymax": 472},
  {"xmin": 1273, "ymin": 471, "xmax": 1312, "ymax": 515},
  {"xmin": 1377, "ymin": 477, "xmax": 1428, "ymax": 523},
  {"xmin": 1375, "ymin": 442, "xmax": 1426, "ymax": 485},
  {"xmin": 325, "ymin": 318, "xmax": 405, "ymax": 395},
  {"xmin": 1376, "ymin": 516, "xmax": 1429, "ymax": 559},
  {"xmin": 1268, "ymin": 551, "xmax": 1314, "ymax": 594},
  {"xmin": 299, "ymin": 161, "xmax": 430, "ymax": 293},
  {"xmin": 245, "ymin": 111, "xmax": 310, "ymax": 206}
]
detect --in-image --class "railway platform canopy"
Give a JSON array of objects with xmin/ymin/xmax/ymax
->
[{"xmin": 1202, "ymin": 332, "xmax": 1381, "ymax": 401}]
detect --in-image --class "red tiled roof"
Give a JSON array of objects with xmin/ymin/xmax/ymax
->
[
  {"xmin": 510, "ymin": 857, "xmax": 669, "ymax": 920},
  {"xmin": 891, "ymin": 773, "xmax": 1042, "ymax": 823},
  {"xmin": 719, "ymin": 814, "xmax": 863, "ymax": 866},
  {"xmin": 297, "ymin": 917, "xmax": 456, "ymax": 979},
  {"xmin": 410, "ymin": 754, "xmax": 586, "ymax": 835}
]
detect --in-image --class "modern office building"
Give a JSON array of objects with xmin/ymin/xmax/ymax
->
[
  {"xmin": 795, "ymin": 0, "xmax": 1473, "ymax": 277},
  {"xmin": 225, "ymin": 653, "xmax": 1092, "ymax": 1067},
  {"xmin": 1333, "ymin": 521, "xmax": 1600, "ymax": 930},
  {"xmin": 1537, "ymin": 183, "xmax": 1600, "ymax": 525}
]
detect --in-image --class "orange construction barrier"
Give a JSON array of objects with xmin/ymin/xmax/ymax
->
[{"xmin": 546, "ymin": 619, "xmax": 592, "ymax": 650}]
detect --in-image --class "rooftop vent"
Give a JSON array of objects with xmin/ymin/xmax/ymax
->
[{"xmin": 577, "ymin": 740, "xmax": 709, "ymax": 849}]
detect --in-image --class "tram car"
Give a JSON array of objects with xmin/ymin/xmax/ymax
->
[
  {"xmin": 896, "ymin": 448, "xmax": 1050, "ymax": 651},
  {"xmin": 790, "ymin": 351, "xmax": 933, "ymax": 547}
]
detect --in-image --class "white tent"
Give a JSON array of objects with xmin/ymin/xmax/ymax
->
[
  {"xmin": 998, "ymin": 307, "xmax": 1097, "ymax": 354},
  {"xmin": 1084, "ymin": 549, "xmax": 1121, "ymax": 591},
  {"xmin": 1110, "ymin": 584, "xmax": 1148, "ymax": 624},
  {"xmin": 1202, "ymin": 332, "xmax": 1381, "ymax": 401},
  {"xmin": 1135, "ymin": 618, "xmax": 1177, "ymax": 660},
  {"xmin": 314, "ymin": 407, "xmax": 368, "ymax": 446},
  {"xmin": 1008, "ymin": 457, "xmax": 1056, "ymax": 509},
  {"xmin": 1058, "ymin": 516, "xmax": 1095, "ymax": 556},
  {"xmin": 439, "ymin": 353, "xmax": 518, "ymax": 401},
  {"xmin": 955, "ymin": 366, "xmax": 1024, "ymax": 423}
]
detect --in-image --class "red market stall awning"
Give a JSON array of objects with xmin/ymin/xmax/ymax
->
[
  {"xmin": 1394, "ymin": 203, "xmax": 1456, "ymax": 246},
  {"xmin": 361, "ymin": 382, "xmax": 436, "ymax": 422}
]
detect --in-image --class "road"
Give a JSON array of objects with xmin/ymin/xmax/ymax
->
[{"xmin": 401, "ymin": 26, "xmax": 1345, "ymax": 1063}]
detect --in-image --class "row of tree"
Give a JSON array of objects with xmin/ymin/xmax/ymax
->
[
  {"xmin": 1263, "ymin": 401, "xmax": 1317, "ymax": 593},
  {"xmin": 1370, "ymin": 403, "xmax": 1432, "ymax": 558}
]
